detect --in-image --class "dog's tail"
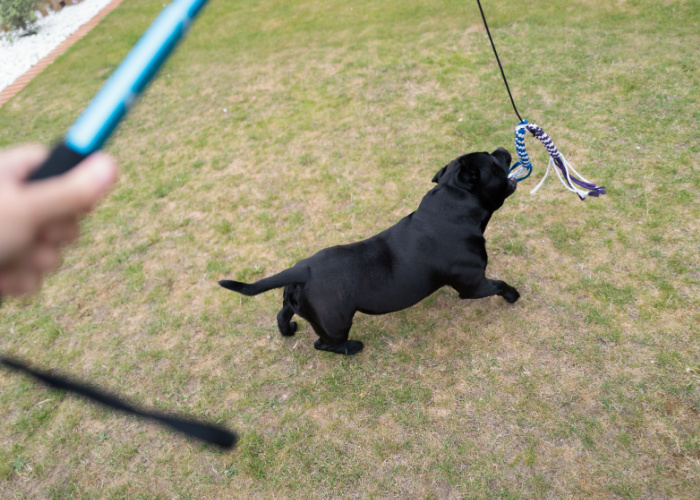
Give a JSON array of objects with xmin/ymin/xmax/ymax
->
[{"xmin": 218, "ymin": 266, "xmax": 308, "ymax": 297}]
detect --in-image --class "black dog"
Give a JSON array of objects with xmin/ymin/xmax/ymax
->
[{"xmin": 220, "ymin": 148, "xmax": 519, "ymax": 355}]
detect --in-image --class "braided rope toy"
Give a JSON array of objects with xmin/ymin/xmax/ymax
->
[
  {"xmin": 476, "ymin": 0, "xmax": 606, "ymax": 201},
  {"xmin": 507, "ymin": 120, "xmax": 606, "ymax": 200}
]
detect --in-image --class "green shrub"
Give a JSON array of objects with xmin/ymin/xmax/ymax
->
[{"xmin": 0, "ymin": 0, "xmax": 38, "ymax": 35}]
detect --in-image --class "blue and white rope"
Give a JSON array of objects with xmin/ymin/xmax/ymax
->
[{"xmin": 510, "ymin": 120, "xmax": 533, "ymax": 181}]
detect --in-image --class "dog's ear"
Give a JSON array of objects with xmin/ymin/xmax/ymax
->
[
  {"xmin": 456, "ymin": 159, "xmax": 481, "ymax": 190},
  {"xmin": 432, "ymin": 164, "xmax": 449, "ymax": 183}
]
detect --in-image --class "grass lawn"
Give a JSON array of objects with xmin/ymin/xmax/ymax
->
[{"xmin": 1, "ymin": 0, "xmax": 698, "ymax": 497}]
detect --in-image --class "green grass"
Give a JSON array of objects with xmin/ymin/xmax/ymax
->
[{"xmin": 1, "ymin": 0, "xmax": 699, "ymax": 497}]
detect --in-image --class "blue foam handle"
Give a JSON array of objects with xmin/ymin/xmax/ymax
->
[{"xmin": 28, "ymin": 0, "xmax": 210, "ymax": 182}]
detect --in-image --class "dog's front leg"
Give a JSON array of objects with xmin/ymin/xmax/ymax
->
[{"xmin": 457, "ymin": 278, "xmax": 520, "ymax": 303}]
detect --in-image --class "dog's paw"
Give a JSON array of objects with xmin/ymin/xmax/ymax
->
[
  {"xmin": 502, "ymin": 287, "xmax": 520, "ymax": 304},
  {"xmin": 280, "ymin": 321, "xmax": 297, "ymax": 337},
  {"xmin": 314, "ymin": 339, "xmax": 364, "ymax": 355},
  {"xmin": 342, "ymin": 340, "xmax": 364, "ymax": 355},
  {"xmin": 278, "ymin": 320, "xmax": 297, "ymax": 337}
]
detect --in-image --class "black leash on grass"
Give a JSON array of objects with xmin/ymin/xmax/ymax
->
[{"xmin": 0, "ymin": 355, "xmax": 237, "ymax": 449}]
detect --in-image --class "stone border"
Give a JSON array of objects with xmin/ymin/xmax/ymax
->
[{"xmin": 0, "ymin": 0, "xmax": 125, "ymax": 108}]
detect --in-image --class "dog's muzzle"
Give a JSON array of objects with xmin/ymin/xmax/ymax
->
[{"xmin": 507, "ymin": 178, "xmax": 518, "ymax": 195}]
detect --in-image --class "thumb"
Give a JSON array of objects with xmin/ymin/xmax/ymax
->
[{"xmin": 23, "ymin": 152, "xmax": 118, "ymax": 224}]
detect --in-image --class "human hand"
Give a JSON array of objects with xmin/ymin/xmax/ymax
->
[{"xmin": 0, "ymin": 145, "xmax": 117, "ymax": 296}]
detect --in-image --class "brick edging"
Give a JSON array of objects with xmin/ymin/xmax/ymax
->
[{"xmin": 0, "ymin": 0, "xmax": 126, "ymax": 108}]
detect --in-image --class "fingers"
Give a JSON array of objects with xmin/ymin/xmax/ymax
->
[
  {"xmin": 23, "ymin": 152, "xmax": 118, "ymax": 225},
  {"xmin": 31, "ymin": 245, "xmax": 62, "ymax": 273},
  {"xmin": 0, "ymin": 217, "xmax": 77, "ymax": 297},
  {"xmin": 38, "ymin": 217, "xmax": 80, "ymax": 247},
  {"xmin": 0, "ymin": 244, "xmax": 63, "ymax": 296},
  {"xmin": 0, "ymin": 144, "xmax": 48, "ymax": 181},
  {"xmin": 0, "ymin": 271, "xmax": 41, "ymax": 296},
  {"xmin": 0, "ymin": 263, "xmax": 42, "ymax": 296},
  {"xmin": 0, "ymin": 146, "xmax": 118, "ymax": 298}
]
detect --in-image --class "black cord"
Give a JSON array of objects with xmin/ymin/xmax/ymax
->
[
  {"xmin": 1, "ymin": 356, "xmax": 238, "ymax": 449},
  {"xmin": 475, "ymin": 0, "xmax": 523, "ymax": 123}
]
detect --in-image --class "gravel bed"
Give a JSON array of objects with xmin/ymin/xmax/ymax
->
[{"xmin": 1, "ymin": 0, "xmax": 114, "ymax": 92}]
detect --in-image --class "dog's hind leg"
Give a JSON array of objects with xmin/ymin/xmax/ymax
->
[
  {"xmin": 295, "ymin": 290, "xmax": 363, "ymax": 355},
  {"xmin": 277, "ymin": 304, "xmax": 297, "ymax": 337},
  {"xmin": 309, "ymin": 318, "xmax": 363, "ymax": 356},
  {"xmin": 314, "ymin": 336, "xmax": 364, "ymax": 355},
  {"xmin": 456, "ymin": 278, "xmax": 520, "ymax": 304},
  {"xmin": 277, "ymin": 286, "xmax": 298, "ymax": 337}
]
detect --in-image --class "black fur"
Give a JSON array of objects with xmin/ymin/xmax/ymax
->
[{"xmin": 219, "ymin": 148, "xmax": 519, "ymax": 355}]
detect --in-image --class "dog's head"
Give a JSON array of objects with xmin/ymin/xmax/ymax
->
[{"xmin": 432, "ymin": 148, "xmax": 517, "ymax": 210}]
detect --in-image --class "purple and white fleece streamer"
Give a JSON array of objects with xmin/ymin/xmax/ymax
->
[{"xmin": 510, "ymin": 120, "xmax": 606, "ymax": 200}]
